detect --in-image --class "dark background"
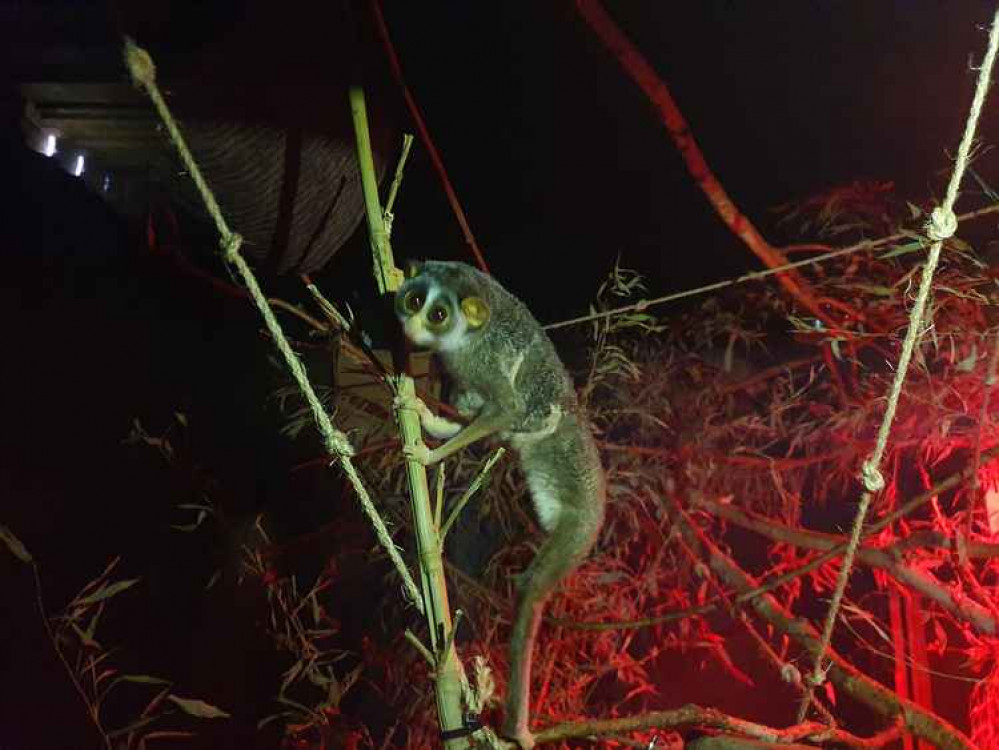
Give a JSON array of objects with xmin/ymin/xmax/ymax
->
[{"xmin": 1, "ymin": 1, "xmax": 996, "ymax": 747}]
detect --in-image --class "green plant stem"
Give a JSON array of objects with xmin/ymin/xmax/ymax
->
[{"xmin": 349, "ymin": 85, "xmax": 471, "ymax": 749}]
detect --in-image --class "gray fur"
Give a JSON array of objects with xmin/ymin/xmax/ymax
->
[{"xmin": 395, "ymin": 261, "xmax": 605, "ymax": 748}]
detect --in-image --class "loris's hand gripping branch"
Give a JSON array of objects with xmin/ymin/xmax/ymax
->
[{"xmin": 395, "ymin": 261, "xmax": 605, "ymax": 750}]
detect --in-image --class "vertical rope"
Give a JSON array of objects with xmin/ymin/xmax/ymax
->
[
  {"xmin": 123, "ymin": 39, "xmax": 424, "ymax": 614},
  {"xmin": 798, "ymin": 7, "xmax": 999, "ymax": 721}
]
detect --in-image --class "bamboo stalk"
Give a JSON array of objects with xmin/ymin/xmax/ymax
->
[{"xmin": 348, "ymin": 86, "xmax": 471, "ymax": 749}]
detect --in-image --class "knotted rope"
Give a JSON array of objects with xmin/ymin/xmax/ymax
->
[
  {"xmin": 124, "ymin": 38, "xmax": 423, "ymax": 613},
  {"xmin": 799, "ymin": 8, "xmax": 999, "ymax": 720}
]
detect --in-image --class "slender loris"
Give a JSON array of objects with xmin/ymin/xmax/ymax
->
[{"xmin": 394, "ymin": 260, "xmax": 606, "ymax": 749}]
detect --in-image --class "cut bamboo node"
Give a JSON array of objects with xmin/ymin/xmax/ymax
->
[{"xmin": 124, "ymin": 38, "xmax": 156, "ymax": 88}]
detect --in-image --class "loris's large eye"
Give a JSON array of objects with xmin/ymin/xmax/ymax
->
[
  {"xmin": 402, "ymin": 289, "xmax": 425, "ymax": 314},
  {"xmin": 427, "ymin": 304, "xmax": 449, "ymax": 325}
]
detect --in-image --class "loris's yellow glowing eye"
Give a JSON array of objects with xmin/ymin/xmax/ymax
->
[
  {"xmin": 428, "ymin": 305, "xmax": 449, "ymax": 324},
  {"xmin": 403, "ymin": 290, "xmax": 425, "ymax": 314}
]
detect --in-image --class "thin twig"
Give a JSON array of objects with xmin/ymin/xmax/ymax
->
[
  {"xmin": 32, "ymin": 564, "xmax": 111, "ymax": 748},
  {"xmin": 384, "ymin": 133, "xmax": 415, "ymax": 220},
  {"xmin": 404, "ymin": 629, "xmax": 435, "ymax": 667},
  {"xmin": 439, "ymin": 448, "xmax": 505, "ymax": 545}
]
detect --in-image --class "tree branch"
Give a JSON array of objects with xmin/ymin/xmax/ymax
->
[
  {"xmin": 574, "ymin": 0, "xmax": 842, "ymax": 329},
  {"xmin": 557, "ymin": 446, "xmax": 999, "ymax": 632},
  {"xmin": 670, "ymin": 501, "xmax": 976, "ymax": 750},
  {"xmin": 533, "ymin": 704, "xmax": 898, "ymax": 748},
  {"xmin": 695, "ymin": 496, "xmax": 998, "ymax": 635}
]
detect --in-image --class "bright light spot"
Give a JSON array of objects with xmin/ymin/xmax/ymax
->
[
  {"xmin": 73, "ymin": 155, "xmax": 85, "ymax": 177},
  {"xmin": 43, "ymin": 134, "xmax": 57, "ymax": 157},
  {"xmin": 102, "ymin": 174, "xmax": 111, "ymax": 192},
  {"xmin": 987, "ymin": 487, "xmax": 999, "ymax": 534}
]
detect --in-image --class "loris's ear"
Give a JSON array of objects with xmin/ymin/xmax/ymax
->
[
  {"xmin": 460, "ymin": 296, "xmax": 490, "ymax": 329},
  {"xmin": 403, "ymin": 260, "xmax": 424, "ymax": 279}
]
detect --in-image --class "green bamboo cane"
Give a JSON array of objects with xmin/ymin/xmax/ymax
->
[{"xmin": 348, "ymin": 87, "xmax": 471, "ymax": 749}]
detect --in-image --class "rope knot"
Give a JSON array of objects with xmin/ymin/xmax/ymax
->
[
  {"xmin": 221, "ymin": 233, "xmax": 243, "ymax": 262},
  {"xmin": 328, "ymin": 430, "xmax": 356, "ymax": 459},
  {"xmin": 123, "ymin": 38, "xmax": 156, "ymax": 89},
  {"xmin": 860, "ymin": 460, "xmax": 885, "ymax": 493},
  {"xmin": 925, "ymin": 206, "xmax": 957, "ymax": 242}
]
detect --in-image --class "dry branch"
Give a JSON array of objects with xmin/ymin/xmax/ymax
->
[
  {"xmin": 671, "ymin": 500, "xmax": 976, "ymax": 750},
  {"xmin": 574, "ymin": 0, "xmax": 837, "ymax": 328},
  {"xmin": 696, "ymin": 495, "xmax": 999, "ymax": 635},
  {"xmin": 533, "ymin": 703, "xmax": 897, "ymax": 748}
]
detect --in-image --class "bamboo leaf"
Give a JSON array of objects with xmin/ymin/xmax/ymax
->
[
  {"xmin": 79, "ymin": 557, "xmax": 121, "ymax": 596},
  {"xmin": 104, "ymin": 674, "xmax": 171, "ymax": 703},
  {"xmin": 70, "ymin": 621, "xmax": 100, "ymax": 649},
  {"xmin": 84, "ymin": 605, "xmax": 103, "ymax": 641},
  {"xmin": 258, "ymin": 712, "xmax": 294, "ymax": 729},
  {"xmin": 171, "ymin": 509, "xmax": 207, "ymax": 532},
  {"xmin": 142, "ymin": 731, "xmax": 197, "ymax": 741},
  {"xmin": 0, "ymin": 524, "xmax": 32, "ymax": 562},
  {"xmin": 106, "ymin": 715, "xmax": 160, "ymax": 739},
  {"xmin": 116, "ymin": 674, "xmax": 172, "ymax": 686},
  {"xmin": 205, "ymin": 569, "xmax": 222, "ymax": 591},
  {"xmin": 878, "ymin": 241, "xmax": 924, "ymax": 259},
  {"xmin": 141, "ymin": 686, "xmax": 172, "ymax": 718},
  {"xmin": 76, "ymin": 578, "xmax": 140, "ymax": 607},
  {"xmin": 166, "ymin": 695, "xmax": 230, "ymax": 719},
  {"xmin": 847, "ymin": 284, "xmax": 895, "ymax": 297}
]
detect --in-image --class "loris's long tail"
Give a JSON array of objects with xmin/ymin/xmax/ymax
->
[
  {"xmin": 501, "ymin": 412, "xmax": 605, "ymax": 748},
  {"xmin": 501, "ymin": 504, "xmax": 601, "ymax": 746}
]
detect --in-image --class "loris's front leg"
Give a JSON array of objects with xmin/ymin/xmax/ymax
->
[
  {"xmin": 395, "ymin": 390, "xmax": 511, "ymax": 466},
  {"xmin": 394, "ymin": 391, "xmax": 463, "ymax": 440},
  {"xmin": 393, "ymin": 391, "xmax": 459, "ymax": 466}
]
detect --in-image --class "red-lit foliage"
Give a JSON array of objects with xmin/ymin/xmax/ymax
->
[
  {"xmin": 113, "ymin": 182, "xmax": 999, "ymax": 747},
  {"xmin": 328, "ymin": 192, "xmax": 999, "ymax": 747}
]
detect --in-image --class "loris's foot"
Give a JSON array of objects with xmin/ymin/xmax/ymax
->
[
  {"xmin": 393, "ymin": 390, "xmax": 430, "ymax": 418},
  {"xmin": 401, "ymin": 441, "xmax": 434, "ymax": 466},
  {"xmin": 500, "ymin": 719, "xmax": 535, "ymax": 750}
]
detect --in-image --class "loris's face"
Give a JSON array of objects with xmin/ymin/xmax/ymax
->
[
  {"xmin": 395, "ymin": 273, "xmax": 470, "ymax": 353},
  {"xmin": 395, "ymin": 265, "xmax": 492, "ymax": 354}
]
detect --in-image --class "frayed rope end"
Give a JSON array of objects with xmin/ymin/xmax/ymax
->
[{"xmin": 123, "ymin": 37, "xmax": 156, "ymax": 89}]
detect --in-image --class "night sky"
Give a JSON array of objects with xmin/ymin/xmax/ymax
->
[
  {"xmin": 5, "ymin": 2, "xmax": 997, "ymax": 314},
  {"xmin": 2, "ymin": 1, "xmax": 998, "ymax": 747},
  {"xmin": 373, "ymin": 1, "xmax": 995, "ymax": 320}
]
